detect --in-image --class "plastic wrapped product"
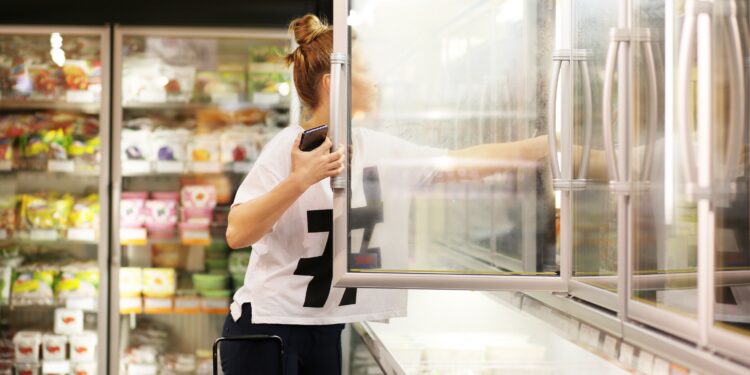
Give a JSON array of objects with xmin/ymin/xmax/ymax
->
[
  {"xmin": 13, "ymin": 331, "xmax": 42, "ymax": 364},
  {"xmin": 187, "ymin": 133, "xmax": 220, "ymax": 163},
  {"xmin": 41, "ymin": 334, "xmax": 67, "ymax": 360},
  {"xmin": 151, "ymin": 129, "xmax": 189, "ymax": 162},
  {"xmin": 180, "ymin": 185, "xmax": 216, "ymax": 209},
  {"xmin": 69, "ymin": 332, "xmax": 97, "ymax": 363},
  {"xmin": 55, "ymin": 263, "xmax": 99, "ymax": 300},
  {"xmin": 144, "ymin": 199, "xmax": 178, "ymax": 230},
  {"xmin": 120, "ymin": 192, "xmax": 147, "ymax": 228},
  {"xmin": 121, "ymin": 125, "xmax": 152, "ymax": 162},
  {"xmin": 53, "ymin": 308, "xmax": 84, "ymax": 335},
  {"xmin": 69, "ymin": 194, "xmax": 99, "ymax": 229},
  {"xmin": 12, "ymin": 266, "xmax": 58, "ymax": 305},
  {"xmin": 142, "ymin": 268, "xmax": 176, "ymax": 298},
  {"xmin": 19, "ymin": 193, "xmax": 74, "ymax": 231}
]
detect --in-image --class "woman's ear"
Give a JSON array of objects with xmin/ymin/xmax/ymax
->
[{"xmin": 322, "ymin": 74, "xmax": 331, "ymax": 91}]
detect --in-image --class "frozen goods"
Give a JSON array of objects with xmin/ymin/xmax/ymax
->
[
  {"xmin": 41, "ymin": 334, "xmax": 67, "ymax": 360},
  {"xmin": 54, "ymin": 308, "xmax": 84, "ymax": 335},
  {"xmin": 142, "ymin": 268, "xmax": 176, "ymax": 298},
  {"xmin": 120, "ymin": 192, "xmax": 147, "ymax": 228},
  {"xmin": 19, "ymin": 194, "xmax": 74, "ymax": 231},
  {"xmin": 41, "ymin": 359, "xmax": 70, "ymax": 375},
  {"xmin": 151, "ymin": 244, "xmax": 184, "ymax": 269},
  {"xmin": 144, "ymin": 199, "xmax": 178, "ymax": 230},
  {"xmin": 187, "ymin": 133, "xmax": 220, "ymax": 163},
  {"xmin": 13, "ymin": 331, "xmax": 42, "ymax": 364},
  {"xmin": 220, "ymin": 125, "xmax": 260, "ymax": 163},
  {"xmin": 0, "ymin": 196, "xmax": 16, "ymax": 237},
  {"xmin": 180, "ymin": 185, "xmax": 216, "ymax": 209},
  {"xmin": 55, "ymin": 263, "xmax": 99, "ymax": 300},
  {"xmin": 122, "ymin": 124, "xmax": 152, "ymax": 162},
  {"xmin": 68, "ymin": 194, "xmax": 99, "ymax": 229},
  {"xmin": 13, "ymin": 362, "xmax": 40, "ymax": 375},
  {"xmin": 151, "ymin": 129, "xmax": 189, "ymax": 162},
  {"xmin": 12, "ymin": 266, "xmax": 57, "ymax": 305},
  {"xmin": 71, "ymin": 362, "xmax": 96, "ymax": 375},
  {"xmin": 119, "ymin": 267, "xmax": 143, "ymax": 297},
  {"xmin": 69, "ymin": 332, "xmax": 97, "ymax": 363}
]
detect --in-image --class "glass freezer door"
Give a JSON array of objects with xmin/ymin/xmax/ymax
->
[{"xmin": 331, "ymin": 0, "xmax": 574, "ymax": 291}]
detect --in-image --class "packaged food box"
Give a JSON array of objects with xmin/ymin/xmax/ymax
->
[
  {"xmin": 41, "ymin": 334, "xmax": 67, "ymax": 360},
  {"xmin": 12, "ymin": 266, "xmax": 57, "ymax": 305},
  {"xmin": 120, "ymin": 193, "xmax": 147, "ymax": 228},
  {"xmin": 119, "ymin": 267, "xmax": 142, "ymax": 297},
  {"xmin": 187, "ymin": 133, "xmax": 220, "ymax": 163},
  {"xmin": 151, "ymin": 129, "xmax": 189, "ymax": 162},
  {"xmin": 13, "ymin": 331, "xmax": 41, "ymax": 363},
  {"xmin": 55, "ymin": 263, "xmax": 99, "ymax": 300},
  {"xmin": 53, "ymin": 308, "xmax": 84, "ymax": 335},
  {"xmin": 144, "ymin": 199, "xmax": 178, "ymax": 230},
  {"xmin": 69, "ymin": 332, "xmax": 97, "ymax": 363},
  {"xmin": 220, "ymin": 125, "xmax": 260, "ymax": 163},
  {"xmin": 71, "ymin": 362, "xmax": 96, "ymax": 375},
  {"xmin": 41, "ymin": 359, "xmax": 70, "ymax": 374},
  {"xmin": 180, "ymin": 185, "xmax": 216, "ymax": 209},
  {"xmin": 13, "ymin": 362, "xmax": 40, "ymax": 375},
  {"xmin": 142, "ymin": 268, "xmax": 176, "ymax": 298}
]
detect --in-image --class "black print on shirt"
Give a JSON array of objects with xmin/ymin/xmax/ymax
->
[{"xmin": 294, "ymin": 167, "xmax": 384, "ymax": 308}]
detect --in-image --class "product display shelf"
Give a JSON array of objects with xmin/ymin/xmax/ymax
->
[
  {"xmin": 122, "ymin": 101, "xmax": 285, "ymax": 112},
  {"xmin": 121, "ymin": 161, "xmax": 254, "ymax": 177},
  {"xmin": 0, "ymin": 99, "xmax": 101, "ymax": 114}
]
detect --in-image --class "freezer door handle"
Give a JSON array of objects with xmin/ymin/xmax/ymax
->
[
  {"xmin": 330, "ymin": 52, "xmax": 348, "ymax": 190},
  {"xmin": 602, "ymin": 28, "xmax": 629, "ymax": 184}
]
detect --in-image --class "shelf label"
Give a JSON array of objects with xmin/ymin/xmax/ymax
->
[
  {"xmin": 191, "ymin": 161, "xmax": 222, "ymax": 174},
  {"xmin": 66, "ymin": 297, "xmax": 97, "ymax": 311},
  {"xmin": 232, "ymin": 162, "xmax": 254, "ymax": 174},
  {"xmin": 0, "ymin": 161, "xmax": 11, "ymax": 171},
  {"xmin": 66, "ymin": 90, "xmax": 96, "ymax": 103},
  {"xmin": 30, "ymin": 229, "xmax": 59, "ymax": 241},
  {"xmin": 603, "ymin": 335, "xmax": 618, "ymax": 359},
  {"xmin": 120, "ymin": 227, "xmax": 147, "ymax": 245},
  {"xmin": 618, "ymin": 343, "xmax": 634, "ymax": 367},
  {"xmin": 181, "ymin": 229, "xmax": 210, "ymax": 246},
  {"xmin": 637, "ymin": 351, "xmax": 654, "ymax": 374},
  {"xmin": 579, "ymin": 324, "xmax": 600, "ymax": 348},
  {"xmin": 122, "ymin": 160, "xmax": 152, "ymax": 175},
  {"xmin": 48, "ymin": 160, "xmax": 76, "ymax": 173},
  {"xmin": 67, "ymin": 228, "xmax": 96, "ymax": 242},
  {"xmin": 155, "ymin": 161, "xmax": 185, "ymax": 174},
  {"xmin": 144, "ymin": 297, "xmax": 173, "ymax": 314},
  {"xmin": 119, "ymin": 297, "xmax": 143, "ymax": 315}
]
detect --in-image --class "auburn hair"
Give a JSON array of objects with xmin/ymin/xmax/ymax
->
[{"xmin": 285, "ymin": 14, "xmax": 333, "ymax": 110}]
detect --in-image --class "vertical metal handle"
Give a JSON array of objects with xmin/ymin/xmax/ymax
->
[
  {"xmin": 548, "ymin": 59, "xmax": 563, "ymax": 181},
  {"xmin": 578, "ymin": 59, "xmax": 593, "ymax": 180},
  {"xmin": 330, "ymin": 52, "xmax": 348, "ymax": 190},
  {"xmin": 677, "ymin": 1, "xmax": 700, "ymax": 188},
  {"xmin": 640, "ymin": 36, "xmax": 659, "ymax": 182},
  {"xmin": 602, "ymin": 30, "xmax": 624, "ymax": 182},
  {"xmin": 724, "ymin": 2, "xmax": 745, "ymax": 192}
]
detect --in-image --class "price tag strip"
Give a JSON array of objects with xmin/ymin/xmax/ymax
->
[
  {"xmin": 120, "ymin": 227, "xmax": 148, "ymax": 245},
  {"xmin": 48, "ymin": 160, "xmax": 76, "ymax": 173}
]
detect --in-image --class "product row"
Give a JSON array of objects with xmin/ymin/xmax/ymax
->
[
  {"xmin": 0, "ymin": 113, "xmax": 100, "ymax": 172},
  {"xmin": 0, "ymin": 193, "xmax": 99, "ymax": 242}
]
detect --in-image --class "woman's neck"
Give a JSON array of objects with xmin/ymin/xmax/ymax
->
[{"xmin": 301, "ymin": 106, "xmax": 329, "ymax": 130}]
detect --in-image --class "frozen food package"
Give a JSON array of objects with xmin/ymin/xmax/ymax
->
[
  {"xmin": 220, "ymin": 125, "xmax": 260, "ymax": 163},
  {"xmin": 122, "ymin": 57, "xmax": 167, "ymax": 104},
  {"xmin": 55, "ymin": 263, "xmax": 99, "ymax": 300},
  {"xmin": 120, "ymin": 192, "xmax": 147, "ymax": 228},
  {"xmin": 71, "ymin": 362, "xmax": 96, "ymax": 375},
  {"xmin": 142, "ymin": 268, "xmax": 176, "ymax": 298},
  {"xmin": 13, "ymin": 331, "xmax": 42, "ymax": 364},
  {"xmin": 53, "ymin": 308, "xmax": 84, "ymax": 335},
  {"xmin": 122, "ymin": 121, "xmax": 152, "ymax": 162},
  {"xmin": 180, "ymin": 185, "xmax": 216, "ymax": 209},
  {"xmin": 69, "ymin": 332, "xmax": 97, "ymax": 363},
  {"xmin": 151, "ymin": 128, "xmax": 189, "ymax": 162},
  {"xmin": 187, "ymin": 133, "xmax": 220, "ymax": 163},
  {"xmin": 69, "ymin": 194, "xmax": 100, "ymax": 229},
  {"xmin": 12, "ymin": 266, "xmax": 58, "ymax": 305},
  {"xmin": 0, "ymin": 195, "xmax": 16, "ymax": 237},
  {"xmin": 41, "ymin": 334, "xmax": 67, "ymax": 360},
  {"xmin": 144, "ymin": 199, "xmax": 178, "ymax": 229},
  {"xmin": 20, "ymin": 193, "xmax": 74, "ymax": 230},
  {"xmin": 119, "ymin": 267, "xmax": 143, "ymax": 298}
]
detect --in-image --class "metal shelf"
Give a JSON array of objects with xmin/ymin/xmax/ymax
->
[
  {"xmin": 122, "ymin": 101, "xmax": 286, "ymax": 111},
  {"xmin": 0, "ymin": 99, "xmax": 100, "ymax": 113}
]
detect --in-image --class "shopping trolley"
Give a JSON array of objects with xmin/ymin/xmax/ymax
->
[{"xmin": 212, "ymin": 335, "xmax": 285, "ymax": 375}]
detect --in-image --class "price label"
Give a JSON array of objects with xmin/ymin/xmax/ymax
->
[
  {"xmin": 120, "ymin": 227, "xmax": 147, "ymax": 245},
  {"xmin": 0, "ymin": 161, "xmax": 11, "ymax": 171},
  {"xmin": 30, "ymin": 229, "xmax": 59, "ymax": 241},
  {"xmin": 637, "ymin": 351, "xmax": 654, "ymax": 374},
  {"xmin": 181, "ymin": 229, "xmax": 210, "ymax": 246},
  {"xmin": 66, "ymin": 90, "xmax": 96, "ymax": 103},
  {"xmin": 155, "ymin": 161, "xmax": 185, "ymax": 174},
  {"xmin": 67, "ymin": 228, "xmax": 96, "ymax": 242},
  {"xmin": 48, "ymin": 160, "xmax": 76, "ymax": 173},
  {"xmin": 191, "ymin": 161, "xmax": 222, "ymax": 174},
  {"xmin": 119, "ymin": 297, "xmax": 143, "ymax": 314},
  {"xmin": 144, "ymin": 297, "xmax": 173, "ymax": 314},
  {"xmin": 232, "ymin": 162, "xmax": 254, "ymax": 174},
  {"xmin": 122, "ymin": 160, "xmax": 152, "ymax": 175}
]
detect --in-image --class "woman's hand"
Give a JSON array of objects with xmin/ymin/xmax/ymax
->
[{"xmin": 290, "ymin": 134, "xmax": 345, "ymax": 189}]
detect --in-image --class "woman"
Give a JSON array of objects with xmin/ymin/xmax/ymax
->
[{"xmin": 222, "ymin": 14, "xmax": 553, "ymax": 374}]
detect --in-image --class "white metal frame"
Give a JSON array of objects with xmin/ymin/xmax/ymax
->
[
  {"xmin": 0, "ymin": 25, "xmax": 112, "ymax": 375},
  {"xmin": 109, "ymin": 25, "xmax": 290, "ymax": 374},
  {"xmin": 329, "ymin": 0, "xmax": 568, "ymax": 292}
]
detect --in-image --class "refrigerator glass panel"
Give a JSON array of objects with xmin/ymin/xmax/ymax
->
[
  {"xmin": 571, "ymin": 0, "xmax": 619, "ymax": 295},
  {"xmin": 712, "ymin": 0, "xmax": 750, "ymax": 337},
  {"xmin": 114, "ymin": 30, "xmax": 290, "ymax": 374},
  {"xmin": 347, "ymin": 0, "xmax": 559, "ymax": 276},
  {"xmin": 0, "ymin": 29, "xmax": 107, "ymax": 373}
]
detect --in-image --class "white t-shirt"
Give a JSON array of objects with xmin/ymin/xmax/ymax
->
[{"xmin": 231, "ymin": 124, "xmax": 446, "ymax": 325}]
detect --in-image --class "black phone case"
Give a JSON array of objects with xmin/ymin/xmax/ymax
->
[{"xmin": 299, "ymin": 125, "xmax": 328, "ymax": 151}]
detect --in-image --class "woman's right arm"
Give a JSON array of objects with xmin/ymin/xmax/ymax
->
[{"xmin": 226, "ymin": 136, "xmax": 344, "ymax": 249}]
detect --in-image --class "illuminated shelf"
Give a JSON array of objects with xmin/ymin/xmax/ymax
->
[{"xmin": 0, "ymin": 99, "xmax": 100, "ymax": 113}]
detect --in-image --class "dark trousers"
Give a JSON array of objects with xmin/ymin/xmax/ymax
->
[{"xmin": 220, "ymin": 303, "xmax": 345, "ymax": 375}]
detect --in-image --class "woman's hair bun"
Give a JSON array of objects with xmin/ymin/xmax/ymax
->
[{"xmin": 289, "ymin": 14, "xmax": 331, "ymax": 46}]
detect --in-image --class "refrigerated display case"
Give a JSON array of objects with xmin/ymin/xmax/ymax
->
[
  {"xmin": 110, "ymin": 27, "xmax": 292, "ymax": 375},
  {"xmin": 0, "ymin": 26, "xmax": 110, "ymax": 375}
]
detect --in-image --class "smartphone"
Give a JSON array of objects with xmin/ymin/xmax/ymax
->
[{"xmin": 299, "ymin": 124, "xmax": 329, "ymax": 152}]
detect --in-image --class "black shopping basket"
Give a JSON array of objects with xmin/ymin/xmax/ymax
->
[{"xmin": 212, "ymin": 335, "xmax": 285, "ymax": 375}]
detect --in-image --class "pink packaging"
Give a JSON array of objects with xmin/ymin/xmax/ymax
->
[
  {"xmin": 144, "ymin": 200, "xmax": 178, "ymax": 229},
  {"xmin": 181, "ymin": 185, "xmax": 216, "ymax": 209},
  {"xmin": 182, "ymin": 207, "xmax": 213, "ymax": 225},
  {"xmin": 151, "ymin": 192, "xmax": 179, "ymax": 201},
  {"xmin": 120, "ymin": 198, "xmax": 146, "ymax": 228}
]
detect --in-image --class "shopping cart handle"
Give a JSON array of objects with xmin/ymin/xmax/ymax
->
[{"xmin": 213, "ymin": 335, "xmax": 285, "ymax": 375}]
